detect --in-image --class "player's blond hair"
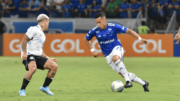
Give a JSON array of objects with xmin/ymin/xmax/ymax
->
[{"xmin": 37, "ymin": 14, "xmax": 49, "ymax": 23}]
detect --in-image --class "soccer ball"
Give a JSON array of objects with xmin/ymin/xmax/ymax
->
[{"xmin": 111, "ymin": 80, "xmax": 124, "ymax": 92}]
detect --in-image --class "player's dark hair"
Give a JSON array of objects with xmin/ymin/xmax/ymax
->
[
  {"xmin": 141, "ymin": 21, "xmax": 146, "ymax": 25},
  {"xmin": 95, "ymin": 12, "xmax": 106, "ymax": 19}
]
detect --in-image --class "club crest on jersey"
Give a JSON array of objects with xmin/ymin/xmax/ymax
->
[
  {"xmin": 96, "ymin": 31, "xmax": 99, "ymax": 33},
  {"xmin": 122, "ymin": 26, "xmax": 125, "ymax": 30},
  {"xmin": 98, "ymin": 35, "xmax": 101, "ymax": 37}
]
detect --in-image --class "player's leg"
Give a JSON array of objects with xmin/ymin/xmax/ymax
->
[
  {"xmin": 112, "ymin": 55, "xmax": 132, "ymax": 88},
  {"xmin": 19, "ymin": 61, "xmax": 37, "ymax": 96},
  {"xmin": 106, "ymin": 46, "xmax": 132, "ymax": 88},
  {"xmin": 128, "ymin": 72, "xmax": 149, "ymax": 92},
  {"xmin": 40, "ymin": 59, "xmax": 58, "ymax": 95},
  {"xmin": 43, "ymin": 59, "xmax": 58, "ymax": 86}
]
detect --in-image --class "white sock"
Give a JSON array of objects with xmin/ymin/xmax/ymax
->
[
  {"xmin": 114, "ymin": 60, "xmax": 131, "ymax": 82},
  {"xmin": 128, "ymin": 72, "xmax": 145, "ymax": 85}
]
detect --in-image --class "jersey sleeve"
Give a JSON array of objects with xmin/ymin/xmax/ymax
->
[
  {"xmin": 85, "ymin": 28, "xmax": 96, "ymax": 41},
  {"xmin": 114, "ymin": 24, "xmax": 127, "ymax": 34},
  {"xmin": 25, "ymin": 27, "xmax": 36, "ymax": 39}
]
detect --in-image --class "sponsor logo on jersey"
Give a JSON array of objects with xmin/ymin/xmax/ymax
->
[
  {"xmin": 108, "ymin": 28, "xmax": 112, "ymax": 31},
  {"xmin": 98, "ymin": 35, "xmax": 101, "ymax": 37},
  {"xmin": 96, "ymin": 31, "xmax": 99, "ymax": 33},
  {"xmin": 100, "ymin": 39, "xmax": 114, "ymax": 44}
]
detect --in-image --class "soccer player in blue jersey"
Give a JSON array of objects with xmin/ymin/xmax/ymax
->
[{"xmin": 84, "ymin": 12, "xmax": 149, "ymax": 92}]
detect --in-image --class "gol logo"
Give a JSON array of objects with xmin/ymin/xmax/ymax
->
[
  {"xmin": 133, "ymin": 39, "xmax": 166, "ymax": 53},
  {"xmin": 51, "ymin": 39, "xmax": 84, "ymax": 53},
  {"xmin": 9, "ymin": 39, "xmax": 21, "ymax": 53}
]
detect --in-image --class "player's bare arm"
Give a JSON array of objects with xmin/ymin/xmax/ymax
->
[
  {"xmin": 174, "ymin": 27, "xmax": 180, "ymax": 44},
  {"xmin": 126, "ymin": 28, "xmax": 147, "ymax": 44},
  {"xmin": 21, "ymin": 35, "xmax": 30, "ymax": 60},
  {"xmin": 84, "ymin": 37, "xmax": 98, "ymax": 57}
]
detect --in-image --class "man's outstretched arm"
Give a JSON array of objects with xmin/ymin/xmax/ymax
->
[{"xmin": 126, "ymin": 28, "xmax": 147, "ymax": 44}]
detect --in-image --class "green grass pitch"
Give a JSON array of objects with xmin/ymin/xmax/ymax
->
[{"xmin": 0, "ymin": 57, "xmax": 179, "ymax": 101}]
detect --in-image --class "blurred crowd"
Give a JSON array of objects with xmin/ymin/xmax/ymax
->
[
  {"xmin": 0, "ymin": 0, "xmax": 179, "ymax": 19},
  {"xmin": 0, "ymin": 0, "xmax": 180, "ymax": 31},
  {"xmin": 0, "ymin": 0, "xmax": 178, "ymax": 19}
]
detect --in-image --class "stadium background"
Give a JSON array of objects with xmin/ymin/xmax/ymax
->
[
  {"xmin": 0, "ymin": 0, "xmax": 180, "ymax": 57},
  {"xmin": 0, "ymin": 0, "xmax": 180, "ymax": 101}
]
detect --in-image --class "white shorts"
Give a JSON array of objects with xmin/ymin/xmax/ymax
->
[{"xmin": 105, "ymin": 46, "xmax": 125, "ymax": 73}]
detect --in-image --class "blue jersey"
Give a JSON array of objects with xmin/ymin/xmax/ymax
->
[
  {"xmin": 120, "ymin": 3, "xmax": 130, "ymax": 18},
  {"xmin": 96, "ymin": 0, "xmax": 102, "ymax": 5},
  {"xmin": 62, "ymin": 3, "xmax": 74, "ymax": 17},
  {"xmin": 158, "ymin": 0, "xmax": 168, "ymax": 15},
  {"xmin": 19, "ymin": 4, "xmax": 29, "ymax": 18},
  {"xmin": 131, "ymin": 3, "xmax": 142, "ymax": 18},
  {"xmin": 149, "ymin": 4, "xmax": 158, "ymax": 18},
  {"xmin": 77, "ymin": 3, "xmax": 87, "ymax": 13},
  {"xmin": 158, "ymin": 0, "xmax": 168, "ymax": 6},
  {"xmin": 169, "ymin": 2, "xmax": 179, "ymax": 15},
  {"xmin": 86, "ymin": 0, "xmax": 93, "ymax": 5},
  {"xmin": 13, "ymin": 0, "xmax": 21, "ymax": 15},
  {"xmin": 71, "ymin": 0, "xmax": 79, "ymax": 8},
  {"xmin": 51, "ymin": 9, "xmax": 59, "ymax": 18},
  {"xmin": 86, "ymin": 0, "xmax": 102, "ymax": 5},
  {"xmin": 91, "ymin": 5, "xmax": 101, "ymax": 18},
  {"xmin": 9, "ymin": 4, "xmax": 16, "ymax": 16},
  {"xmin": 86, "ymin": 23, "xmax": 127, "ymax": 57},
  {"xmin": 29, "ymin": 5, "xmax": 39, "ymax": 14}
]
